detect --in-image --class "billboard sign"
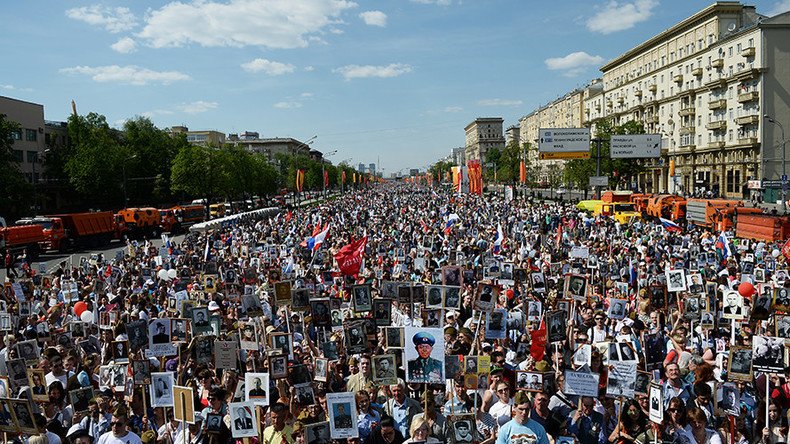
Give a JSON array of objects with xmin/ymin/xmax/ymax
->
[
  {"xmin": 610, "ymin": 134, "xmax": 662, "ymax": 158},
  {"xmin": 538, "ymin": 128, "xmax": 590, "ymax": 160},
  {"xmin": 589, "ymin": 176, "xmax": 608, "ymax": 187}
]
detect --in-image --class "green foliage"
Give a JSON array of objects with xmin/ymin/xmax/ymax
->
[
  {"xmin": 428, "ymin": 160, "xmax": 456, "ymax": 182},
  {"xmin": 0, "ymin": 114, "xmax": 33, "ymax": 219},
  {"xmin": 65, "ymin": 112, "xmax": 125, "ymax": 201},
  {"xmin": 564, "ymin": 119, "xmax": 647, "ymax": 190},
  {"xmin": 484, "ymin": 142, "xmax": 530, "ymax": 184}
]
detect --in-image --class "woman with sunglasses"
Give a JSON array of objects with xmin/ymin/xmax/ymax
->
[
  {"xmin": 608, "ymin": 399, "xmax": 646, "ymax": 444},
  {"xmin": 663, "ymin": 398, "xmax": 687, "ymax": 437},
  {"xmin": 487, "ymin": 381, "xmax": 513, "ymax": 424}
]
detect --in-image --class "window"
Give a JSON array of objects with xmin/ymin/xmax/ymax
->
[
  {"xmin": 12, "ymin": 150, "xmax": 23, "ymax": 162},
  {"xmin": 737, "ymin": 43, "xmax": 742, "ymax": 52},
  {"xmin": 727, "ymin": 170, "xmax": 734, "ymax": 193},
  {"xmin": 26, "ymin": 151, "xmax": 37, "ymax": 163},
  {"xmin": 11, "ymin": 129, "xmax": 22, "ymax": 140},
  {"xmin": 728, "ymin": 47, "xmax": 733, "ymax": 57},
  {"xmin": 25, "ymin": 129, "xmax": 37, "ymax": 141}
]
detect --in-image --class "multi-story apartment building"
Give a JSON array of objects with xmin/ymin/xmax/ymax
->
[
  {"xmin": 170, "ymin": 126, "xmax": 226, "ymax": 147},
  {"xmin": 505, "ymin": 125, "xmax": 520, "ymax": 145},
  {"xmin": 518, "ymin": 87, "xmax": 586, "ymax": 182},
  {"xmin": 1, "ymin": 96, "xmax": 69, "ymax": 185},
  {"xmin": 592, "ymin": 2, "xmax": 790, "ymax": 199},
  {"xmin": 464, "ymin": 117, "xmax": 505, "ymax": 163}
]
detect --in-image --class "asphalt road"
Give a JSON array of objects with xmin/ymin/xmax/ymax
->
[{"xmin": 2, "ymin": 234, "xmax": 186, "ymax": 281}]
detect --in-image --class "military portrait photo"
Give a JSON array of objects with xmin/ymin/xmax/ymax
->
[
  {"xmin": 372, "ymin": 354, "xmax": 398, "ymax": 385},
  {"xmin": 404, "ymin": 327, "xmax": 445, "ymax": 384},
  {"xmin": 327, "ymin": 392, "xmax": 359, "ymax": 439}
]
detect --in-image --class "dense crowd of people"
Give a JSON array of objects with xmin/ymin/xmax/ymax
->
[{"xmin": 1, "ymin": 183, "xmax": 788, "ymax": 444}]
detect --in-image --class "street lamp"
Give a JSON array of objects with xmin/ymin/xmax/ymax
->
[
  {"xmin": 322, "ymin": 150, "xmax": 337, "ymax": 196},
  {"xmin": 765, "ymin": 114, "xmax": 786, "ymax": 213},
  {"xmin": 122, "ymin": 154, "xmax": 138, "ymax": 207}
]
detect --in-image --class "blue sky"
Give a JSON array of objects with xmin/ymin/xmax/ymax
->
[{"xmin": 2, "ymin": 0, "xmax": 789, "ymax": 174}]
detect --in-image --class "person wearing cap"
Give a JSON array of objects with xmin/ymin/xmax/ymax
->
[
  {"xmin": 496, "ymin": 391, "xmax": 549, "ymax": 444},
  {"xmin": 67, "ymin": 424, "xmax": 94, "ymax": 444},
  {"xmin": 406, "ymin": 332, "xmax": 443, "ymax": 383},
  {"xmin": 97, "ymin": 405, "xmax": 143, "ymax": 444}
]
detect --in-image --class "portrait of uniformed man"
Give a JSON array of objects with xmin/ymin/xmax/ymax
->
[{"xmin": 406, "ymin": 331, "xmax": 443, "ymax": 383}]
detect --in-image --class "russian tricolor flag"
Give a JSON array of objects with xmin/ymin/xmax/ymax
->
[
  {"xmin": 716, "ymin": 231, "xmax": 732, "ymax": 259},
  {"xmin": 659, "ymin": 218, "xmax": 682, "ymax": 232},
  {"xmin": 493, "ymin": 223, "xmax": 504, "ymax": 254}
]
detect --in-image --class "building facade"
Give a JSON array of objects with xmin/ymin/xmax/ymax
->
[
  {"xmin": 1, "ymin": 96, "xmax": 52, "ymax": 184},
  {"xmin": 593, "ymin": 2, "xmax": 790, "ymax": 199},
  {"xmin": 170, "ymin": 126, "xmax": 226, "ymax": 147},
  {"xmin": 464, "ymin": 117, "xmax": 505, "ymax": 163}
]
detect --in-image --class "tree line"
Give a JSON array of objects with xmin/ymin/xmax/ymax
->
[{"xmin": 0, "ymin": 112, "xmax": 363, "ymax": 220}]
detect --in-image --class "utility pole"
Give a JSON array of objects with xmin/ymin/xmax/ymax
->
[{"xmin": 592, "ymin": 138, "xmax": 603, "ymax": 199}]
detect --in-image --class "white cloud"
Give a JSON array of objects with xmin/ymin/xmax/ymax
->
[
  {"xmin": 65, "ymin": 5, "xmax": 137, "ymax": 33},
  {"xmin": 333, "ymin": 63, "xmax": 413, "ymax": 80},
  {"xmin": 444, "ymin": 106, "xmax": 463, "ymax": 113},
  {"xmin": 477, "ymin": 99, "xmax": 523, "ymax": 107},
  {"xmin": 586, "ymin": 0, "xmax": 658, "ymax": 34},
  {"xmin": 111, "ymin": 37, "xmax": 137, "ymax": 53},
  {"xmin": 274, "ymin": 101, "xmax": 303, "ymax": 109},
  {"xmin": 545, "ymin": 51, "xmax": 604, "ymax": 77},
  {"xmin": 241, "ymin": 58, "xmax": 296, "ymax": 75},
  {"xmin": 177, "ymin": 101, "xmax": 219, "ymax": 114},
  {"xmin": 59, "ymin": 65, "xmax": 190, "ymax": 85},
  {"xmin": 137, "ymin": 0, "xmax": 356, "ymax": 49},
  {"xmin": 140, "ymin": 109, "xmax": 175, "ymax": 118},
  {"xmin": 304, "ymin": 66, "xmax": 315, "ymax": 72},
  {"xmin": 300, "ymin": 92, "xmax": 314, "ymax": 98},
  {"xmin": 411, "ymin": 0, "xmax": 452, "ymax": 5},
  {"xmin": 0, "ymin": 84, "xmax": 32, "ymax": 92},
  {"xmin": 767, "ymin": 0, "xmax": 790, "ymax": 16},
  {"xmin": 360, "ymin": 10, "xmax": 387, "ymax": 27}
]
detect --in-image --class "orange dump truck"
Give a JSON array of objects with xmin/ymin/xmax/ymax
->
[
  {"xmin": 18, "ymin": 211, "xmax": 122, "ymax": 251},
  {"xmin": 646, "ymin": 195, "xmax": 686, "ymax": 221},
  {"xmin": 0, "ymin": 225, "xmax": 44, "ymax": 259},
  {"xmin": 601, "ymin": 191, "xmax": 633, "ymax": 203},
  {"xmin": 117, "ymin": 207, "xmax": 161, "ymax": 238},
  {"xmin": 735, "ymin": 212, "xmax": 790, "ymax": 242},
  {"xmin": 160, "ymin": 204, "xmax": 206, "ymax": 233},
  {"xmin": 686, "ymin": 199, "xmax": 744, "ymax": 231},
  {"xmin": 630, "ymin": 194, "xmax": 652, "ymax": 214}
]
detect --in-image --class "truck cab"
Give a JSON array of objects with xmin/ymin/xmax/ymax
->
[
  {"xmin": 16, "ymin": 216, "xmax": 68, "ymax": 250},
  {"xmin": 595, "ymin": 202, "xmax": 641, "ymax": 224}
]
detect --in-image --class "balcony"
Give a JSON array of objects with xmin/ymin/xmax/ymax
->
[
  {"xmin": 635, "ymin": 90, "xmax": 643, "ymax": 97},
  {"xmin": 692, "ymin": 67, "xmax": 703, "ymax": 77},
  {"xmin": 679, "ymin": 107, "xmax": 696, "ymax": 117},
  {"xmin": 738, "ymin": 137, "xmax": 758, "ymax": 145},
  {"xmin": 734, "ymin": 68, "xmax": 760, "ymax": 81},
  {"xmin": 674, "ymin": 74, "xmax": 683, "ymax": 83},
  {"xmin": 705, "ymin": 77, "xmax": 728, "ymax": 89},
  {"xmin": 617, "ymin": 97, "xmax": 625, "ymax": 104},
  {"xmin": 737, "ymin": 91, "xmax": 759, "ymax": 103},
  {"xmin": 706, "ymin": 120, "xmax": 727, "ymax": 130},
  {"xmin": 645, "ymin": 115, "xmax": 659, "ymax": 124},
  {"xmin": 711, "ymin": 58, "xmax": 724, "ymax": 69},
  {"xmin": 595, "ymin": 104, "xmax": 601, "ymax": 111},
  {"xmin": 679, "ymin": 126, "xmax": 696, "ymax": 135},
  {"xmin": 736, "ymin": 115, "xmax": 759, "ymax": 125},
  {"xmin": 708, "ymin": 141, "xmax": 726, "ymax": 149},
  {"xmin": 607, "ymin": 100, "xmax": 613, "ymax": 108},
  {"xmin": 708, "ymin": 99, "xmax": 727, "ymax": 109},
  {"xmin": 679, "ymin": 143, "xmax": 696, "ymax": 151},
  {"xmin": 648, "ymin": 84, "xmax": 657, "ymax": 92},
  {"xmin": 741, "ymin": 47, "xmax": 756, "ymax": 58}
]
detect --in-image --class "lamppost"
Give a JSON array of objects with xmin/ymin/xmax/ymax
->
[
  {"xmin": 30, "ymin": 148, "xmax": 51, "ymax": 212},
  {"xmin": 122, "ymin": 154, "xmax": 137, "ymax": 207},
  {"xmin": 322, "ymin": 150, "xmax": 337, "ymax": 196},
  {"xmin": 765, "ymin": 114, "xmax": 786, "ymax": 213}
]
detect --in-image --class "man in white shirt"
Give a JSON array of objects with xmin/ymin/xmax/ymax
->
[
  {"xmin": 45, "ymin": 354, "xmax": 74, "ymax": 388},
  {"xmin": 97, "ymin": 406, "xmax": 143, "ymax": 444}
]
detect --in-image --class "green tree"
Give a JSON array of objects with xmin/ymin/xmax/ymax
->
[
  {"xmin": 122, "ymin": 117, "xmax": 186, "ymax": 204},
  {"xmin": 65, "ymin": 112, "xmax": 125, "ymax": 203},
  {"xmin": 564, "ymin": 119, "xmax": 647, "ymax": 191},
  {"xmin": 428, "ymin": 160, "xmax": 456, "ymax": 183},
  {"xmin": 0, "ymin": 114, "xmax": 33, "ymax": 220}
]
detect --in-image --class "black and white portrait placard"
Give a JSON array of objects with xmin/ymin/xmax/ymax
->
[
  {"xmin": 327, "ymin": 392, "xmax": 358, "ymax": 439},
  {"xmin": 229, "ymin": 402, "xmax": 257, "ymax": 438}
]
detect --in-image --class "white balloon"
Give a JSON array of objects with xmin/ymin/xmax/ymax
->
[
  {"xmin": 773, "ymin": 249, "xmax": 781, "ymax": 258},
  {"xmin": 80, "ymin": 310, "xmax": 94, "ymax": 324},
  {"xmin": 158, "ymin": 269, "xmax": 169, "ymax": 281},
  {"xmin": 168, "ymin": 269, "xmax": 178, "ymax": 279}
]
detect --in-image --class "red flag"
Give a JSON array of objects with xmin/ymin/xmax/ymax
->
[
  {"xmin": 334, "ymin": 236, "xmax": 367, "ymax": 276},
  {"xmin": 341, "ymin": 171, "xmax": 346, "ymax": 184},
  {"xmin": 530, "ymin": 318, "xmax": 547, "ymax": 361},
  {"xmin": 783, "ymin": 238, "xmax": 790, "ymax": 261},
  {"xmin": 323, "ymin": 170, "xmax": 329, "ymax": 188}
]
